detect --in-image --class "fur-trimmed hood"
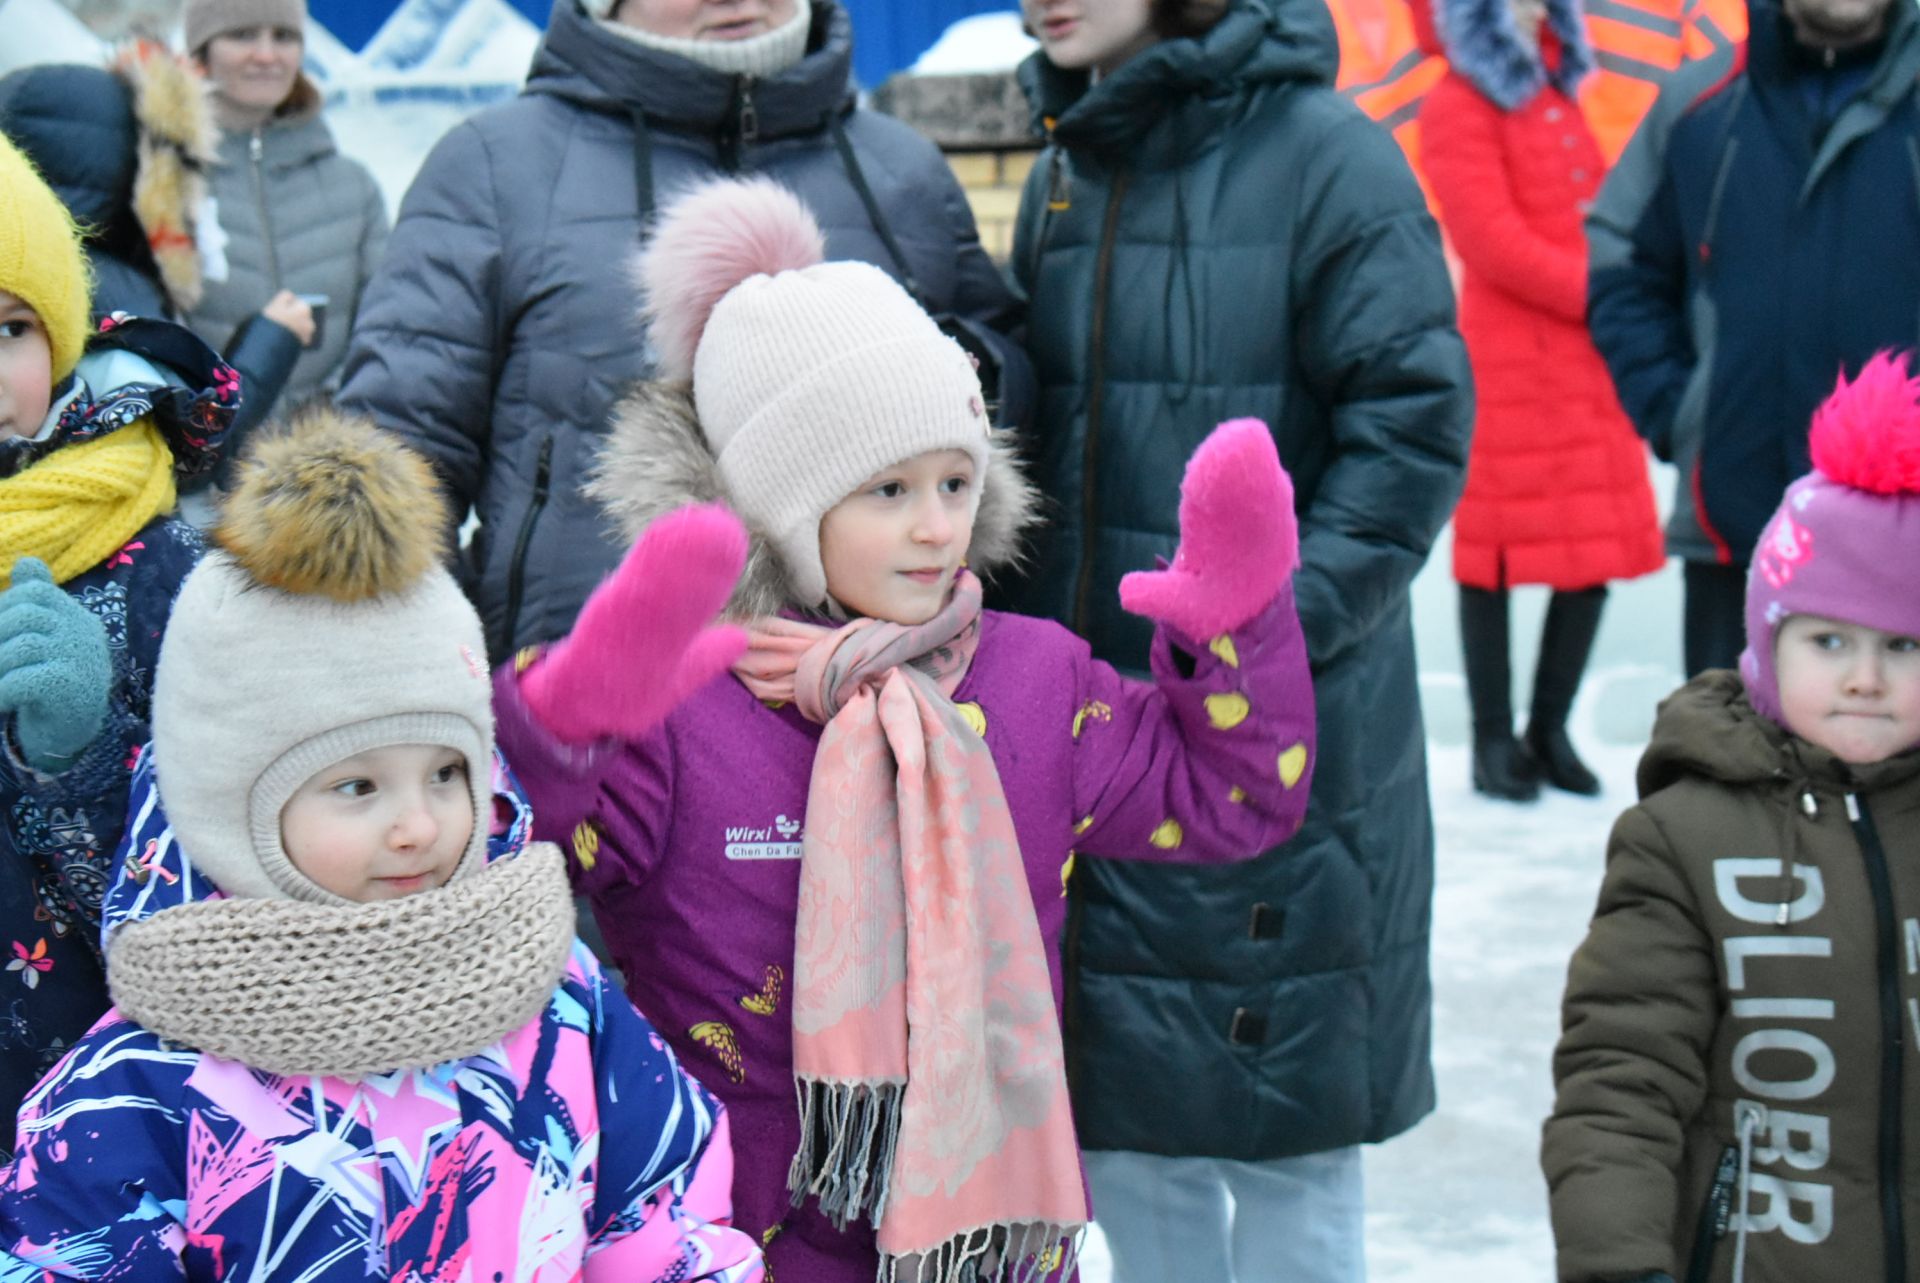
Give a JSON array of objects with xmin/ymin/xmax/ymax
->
[
  {"xmin": 1435, "ymin": 0, "xmax": 1592, "ymax": 109},
  {"xmin": 588, "ymin": 380, "xmax": 1042, "ymax": 619}
]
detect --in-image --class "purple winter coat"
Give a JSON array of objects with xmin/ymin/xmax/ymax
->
[{"xmin": 493, "ymin": 587, "xmax": 1315, "ymax": 1283}]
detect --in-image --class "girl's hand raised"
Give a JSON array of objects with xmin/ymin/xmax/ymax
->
[
  {"xmin": 519, "ymin": 504, "xmax": 749, "ymax": 744},
  {"xmin": 1119, "ymin": 417, "xmax": 1299, "ymax": 640}
]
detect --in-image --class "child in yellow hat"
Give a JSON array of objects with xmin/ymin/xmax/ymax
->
[{"xmin": 0, "ymin": 133, "xmax": 239, "ymax": 1147}]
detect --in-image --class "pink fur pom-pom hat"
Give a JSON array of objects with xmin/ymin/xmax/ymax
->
[
  {"xmin": 1740, "ymin": 350, "xmax": 1920, "ymax": 724},
  {"xmin": 629, "ymin": 176, "xmax": 991, "ymax": 610}
]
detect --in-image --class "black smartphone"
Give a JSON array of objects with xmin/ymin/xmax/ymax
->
[{"xmin": 296, "ymin": 293, "xmax": 330, "ymax": 347}]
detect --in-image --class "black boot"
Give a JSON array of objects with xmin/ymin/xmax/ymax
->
[
  {"xmin": 1460, "ymin": 586, "xmax": 1539, "ymax": 802},
  {"xmin": 1525, "ymin": 587, "xmax": 1607, "ymax": 796}
]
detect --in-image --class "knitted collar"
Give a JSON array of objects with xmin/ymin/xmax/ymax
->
[
  {"xmin": 598, "ymin": 0, "xmax": 812, "ymax": 78},
  {"xmin": 108, "ymin": 842, "xmax": 575, "ymax": 1078}
]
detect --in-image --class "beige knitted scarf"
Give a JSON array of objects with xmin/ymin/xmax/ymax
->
[{"xmin": 108, "ymin": 842, "xmax": 575, "ymax": 1078}]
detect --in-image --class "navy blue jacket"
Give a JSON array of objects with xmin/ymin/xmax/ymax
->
[{"xmin": 1586, "ymin": 0, "xmax": 1920, "ymax": 563}]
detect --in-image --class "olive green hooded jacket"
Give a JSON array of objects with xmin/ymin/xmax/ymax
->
[{"xmin": 1546, "ymin": 671, "xmax": 1920, "ymax": 1283}]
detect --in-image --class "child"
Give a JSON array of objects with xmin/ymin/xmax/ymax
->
[
  {"xmin": 0, "ymin": 134, "xmax": 237, "ymax": 1138},
  {"xmin": 0, "ymin": 411, "xmax": 762, "ymax": 1281},
  {"xmin": 493, "ymin": 177, "xmax": 1318, "ymax": 1283},
  {"xmin": 1543, "ymin": 353, "xmax": 1920, "ymax": 1283}
]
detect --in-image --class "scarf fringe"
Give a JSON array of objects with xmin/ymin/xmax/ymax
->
[
  {"xmin": 876, "ymin": 1221, "xmax": 1087, "ymax": 1283},
  {"xmin": 788, "ymin": 1078, "xmax": 906, "ymax": 1230}
]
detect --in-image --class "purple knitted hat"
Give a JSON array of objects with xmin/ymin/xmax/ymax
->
[{"xmin": 1740, "ymin": 351, "xmax": 1920, "ymax": 725}]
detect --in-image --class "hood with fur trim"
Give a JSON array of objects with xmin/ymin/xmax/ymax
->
[
  {"xmin": 588, "ymin": 379, "xmax": 1042, "ymax": 619},
  {"xmin": 1436, "ymin": 0, "xmax": 1592, "ymax": 109}
]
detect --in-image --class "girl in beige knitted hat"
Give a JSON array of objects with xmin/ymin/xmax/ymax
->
[
  {"xmin": 0, "ymin": 410, "xmax": 765, "ymax": 1283},
  {"xmin": 491, "ymin": 176, "xmax": 1319, "ymax": 1283}
]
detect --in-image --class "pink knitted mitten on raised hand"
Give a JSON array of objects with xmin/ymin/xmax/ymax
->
[
  {"xmin": 1119, "ymin": 417, "xmax": 1299, "ymax": 639},
  {"xmin": 520, "ymin": 504, "xmax": 749, "ymax": 744}
]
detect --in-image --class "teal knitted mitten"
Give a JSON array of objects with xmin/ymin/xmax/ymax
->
[{"xmin": 0, "ymin": 558, "xmax": 112, "ymax": 773}]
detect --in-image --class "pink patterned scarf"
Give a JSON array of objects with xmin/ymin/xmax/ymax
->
[{"xmin": 732, "ymin": 572, "xmax": 1087, "ymax": 1282}]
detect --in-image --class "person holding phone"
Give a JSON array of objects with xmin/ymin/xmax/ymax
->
[{"xmin": 181, "ymin": 0, "xmax": 386, "ymax": 417}]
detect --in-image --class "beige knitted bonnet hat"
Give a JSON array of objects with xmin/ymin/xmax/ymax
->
[
  {"xmin": 637, "ymin": 176, "xmax": 992, "ymax": 609},
  {"xmin": 148, "ymin": 410, "xmax": 494, "ymax": 905}
]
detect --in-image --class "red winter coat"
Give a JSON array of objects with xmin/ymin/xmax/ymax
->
[{"xmin": 1422, "ymin": 54, "xmax": 1663, "ymax": 590}]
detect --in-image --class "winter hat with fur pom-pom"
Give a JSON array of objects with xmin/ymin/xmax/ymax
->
[
  {"xmin": 1741, "ymin": 350, "xmax": 1920, "ymax": 726},
  {"xmin": 637, "ymin": 176, "xmax": 991, "ymax": 608},
  {"xmin": 150, "ymin": 409, "xmax": 495, "ymax": 904}
]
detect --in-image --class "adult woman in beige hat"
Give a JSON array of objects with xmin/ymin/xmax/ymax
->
[{"xmin": 182, "ymin": 0, "xmax": 386, "ymax": 415}]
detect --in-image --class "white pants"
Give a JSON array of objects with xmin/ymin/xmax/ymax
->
[{"xmin": 1084, "ymin": 1146, "xmax": 1366, "ymax": 1283}]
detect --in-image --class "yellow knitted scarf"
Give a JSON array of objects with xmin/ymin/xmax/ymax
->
[{"xmin": 0, "ymin": 421, "xmax": 176, "ymax": 587}]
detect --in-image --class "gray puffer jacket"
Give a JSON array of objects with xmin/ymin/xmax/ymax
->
[
  {"xmin": 184, "ymin": 80, "xmax": 387, "ymax": 408},
  {"xmin": 338, "ymin": 0, "xmax": 1029, "ymax": 661}
]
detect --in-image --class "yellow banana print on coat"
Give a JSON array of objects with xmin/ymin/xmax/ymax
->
[
  {"xmin": 1072, "ymin": 700, "xmax": 1113, "ymax": 740},
  {"xmin": 738, "ymin": 964, "xmax": 785, "ymax": 1016},
  {"xmin": 1204, "ymin": 692, "xmax": 1251, "ymax": 730},
  {"xmin": 689, "ymin": 1020, "xmax": 745, "ymax": 1083},
  {"xmin": 956, "ymin": 701, "xmax": 988, "ymax": 738},
  {"xmin": 571, "ymin": 819, "xmax": 601, "ymax": 872}
]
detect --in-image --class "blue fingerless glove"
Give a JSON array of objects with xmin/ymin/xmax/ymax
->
[{"xmin": 0, "ymin": 557, "xmax": 112, "ymax": 774}]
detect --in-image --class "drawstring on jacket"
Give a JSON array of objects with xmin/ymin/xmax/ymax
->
[
  {"xmin": 828, "ymin": 114, "xmax": 926, "ymax": 310},
  {"xmin": 1162, "ymin": 167, "xmax": 1200, "ymax": 407}
]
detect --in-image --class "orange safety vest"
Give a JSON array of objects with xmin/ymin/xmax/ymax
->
[
  {"xmin": 1579, "ymin": 0, "xmax": 1746, "ymax": 162},
  {"xmin": 1332, "ymin": 0, "xmax": 1449, "ymax": 204},
  {"xmin": 1334, "ymin": 0, "xmax": 1749, "ymax": 182}
]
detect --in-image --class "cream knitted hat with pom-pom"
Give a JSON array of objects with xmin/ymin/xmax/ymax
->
[{"xmin": 637, "ymin": 177, "xmax": 992, "ymax": 609}]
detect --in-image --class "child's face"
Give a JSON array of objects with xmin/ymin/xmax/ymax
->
[
  {"xmin": 1775, "ymin": 614, "xmax": 1920, "ymax": 764},
  {"xmin": 819, "ymin": 449, "xmax": 976, "ymax": 625},
  {"xmin": 279, "ymin": 744, "xmax": 474, "ymax": 902},
  {"xmin": 200, "ymin": 25, "xmax": 304, "ymax": 114},
  {"xmin": 0, "ymin": 290, "xmax": 53, "ymax": 441}
]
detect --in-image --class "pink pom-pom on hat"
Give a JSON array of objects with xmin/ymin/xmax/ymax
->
[
  {"xmin": 637, "ymin": 176, "xmax": 826, "ymax": 382},
  {"xmin": 1807, "ymin": 350, "xmax": 1920, "ymax": 496},
  {"xmin": 1740, "ymin": 350, "xmax": 1920, "ymax": 727}
]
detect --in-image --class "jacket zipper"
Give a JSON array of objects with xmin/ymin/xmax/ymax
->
[
  {"xmin": 720, "ymin": 76, "xmax": 757, "ymax": 172},
  {"xmin": 1071, "ymin": 169, "xmax": 1132, "ymax": 635},
  {"xmin": 502, "ymin": 436, "xmax": 554, "ymax": 654},
  {"xmin": 1847, "ymin": 792, "xmax": 1908, "ymax": 1283},
  {"xmin": 249, "ymin": 130, "xmax": 284, "ymax": 289}
]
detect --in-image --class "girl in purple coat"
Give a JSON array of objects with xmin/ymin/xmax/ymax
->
[{"xmin": 494, "ymin": 177, "xmax": 1317, "ymax": 1283}]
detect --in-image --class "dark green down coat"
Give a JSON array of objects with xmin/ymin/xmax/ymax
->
[{"xmin": 1007, "ymin": 0, "xmax": 1474, "ymax": 1159}]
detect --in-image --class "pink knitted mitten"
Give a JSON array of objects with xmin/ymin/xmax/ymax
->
[
  {"xmin": 1119, "ymin": 417, "xmax": 1299, "ymax": 639},
  {"xmin": 520, "ymin": 504, "xmax": 749, "ymax": 744}
]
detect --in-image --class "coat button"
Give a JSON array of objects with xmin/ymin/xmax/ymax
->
[{"xmin": 1544, "ymin": 105, "xmax": 1562, "ymax": 121}]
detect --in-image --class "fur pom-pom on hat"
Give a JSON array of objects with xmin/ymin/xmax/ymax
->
[
  {"xmin": 216, "ymin": 409, "xmax": 448, "ymax": 601},
  {"xmin": 1808, "ymin": 350, "xmax": 1920, "ymax": 495},
  {"xmin": 638, "ymin": 176, "xmax": 826, "ymax": 381}
]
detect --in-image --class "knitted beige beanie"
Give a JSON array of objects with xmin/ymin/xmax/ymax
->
[
  {"xmin": 638, "ymin": 178, "xmax": 992, "ymax": 608},
  {"xmin": 185, "ymin": 0, "xmax": 306, "ymax": 53}
]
